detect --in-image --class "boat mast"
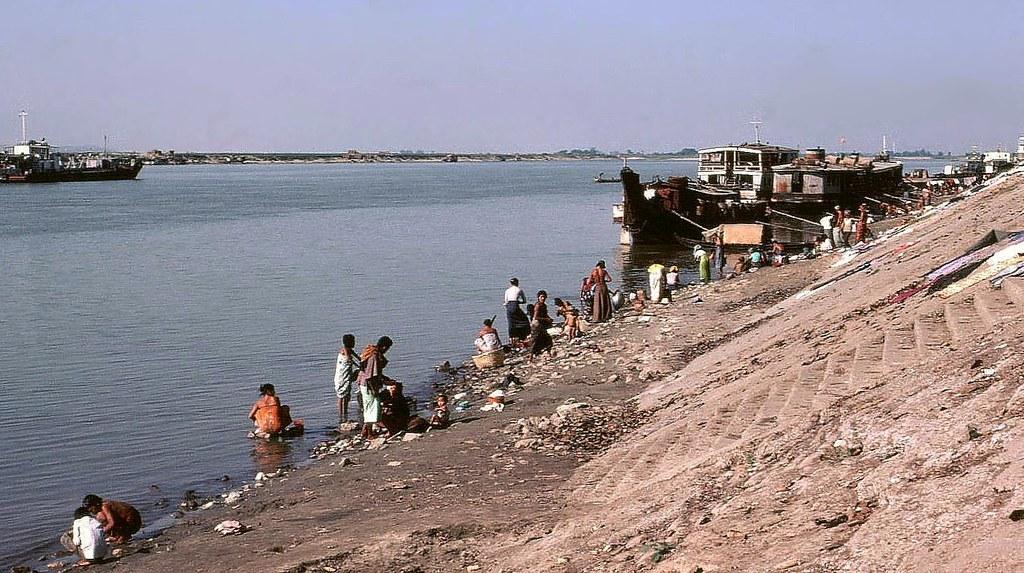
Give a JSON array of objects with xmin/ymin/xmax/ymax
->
[
  {"xmin": 750, "ymin": 119, "xmax": 763, "ymax": 144},
  {"xmin": 18, "ymin": 110, "xmax": 28, "ymax": 143}
]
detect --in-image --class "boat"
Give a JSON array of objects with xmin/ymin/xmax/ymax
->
[
  {"xmin": 1, "ymin": 112, "xmax": 142, "ymax": 183},
  {"xmin": 594, "ymin": 172, "xmax": 622, "ymax": 183},
  {"xmin": 2, "ymin": 139, "xmax": 143, "ymax": 183},
  {"xmin": 618, "ymin": 142, "xmax": 906, "ymax": 247}
]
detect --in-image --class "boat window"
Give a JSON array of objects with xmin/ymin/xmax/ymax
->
[
  {"xmin": 737, "ymin": 152, "xmax": 759, "ymax": 165},
  {"xmin": 701, "ymin": 152, "xmax": 723, "ymax": 164}
]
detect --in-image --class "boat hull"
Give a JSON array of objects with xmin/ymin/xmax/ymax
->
[{"xmin": 2, "ymin": 163, "xmax": 143, "ymax": 183}]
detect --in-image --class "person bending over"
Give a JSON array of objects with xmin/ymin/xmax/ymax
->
[{"xmin": 82, "ymin": 494, "xmax": 141, "ymax": 545}]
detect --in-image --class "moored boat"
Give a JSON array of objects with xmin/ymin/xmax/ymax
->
[
  {"xmin": 618, "ymin": 142, "xmax": 906, "ymax": 247},
  {"xmin": 1, "ymin": 113, "xmax": 143, "ymax": 183}
]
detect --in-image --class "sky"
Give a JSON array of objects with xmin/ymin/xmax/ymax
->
[{"xmin": 1, "ymin": 0, "xmax": 1022, "ymax": 153}]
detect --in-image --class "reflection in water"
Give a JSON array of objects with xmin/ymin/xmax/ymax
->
[
  {"xmin": 616, "ymin": 244, "xmax": 697, "ymax": 294},
  {"xmin": 250, "ymin": 437, "xmax": 296, "ymax": 474}
]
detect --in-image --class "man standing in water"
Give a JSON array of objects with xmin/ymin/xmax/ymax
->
[
  {"xmin": 334, "ymin": 333, "xmax": 360, "ymax": 425},
  {"xmin": 82, "ymin": 494, "xmax": 141, "ymax": 544},
  {"xmin": 504, "ymin": 277, "xmax": 530, "ymax": 345}
]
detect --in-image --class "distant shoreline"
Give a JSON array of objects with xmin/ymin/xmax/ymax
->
[
  {"xmin": 137, "ymin": 152, "xmax": 700, "ymax": 166},
  {"xmin": 135, "ymin": 154, "xmax": 954, "ymax": 166}
]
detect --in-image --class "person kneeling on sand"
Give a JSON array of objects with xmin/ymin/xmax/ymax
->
[
  {"xmin": 473, "ymin": 318, "xmax": 502, "ymax": 354},
  {"xmin": 72, "ymin": 505, "xmax": 109, "ymax": 565},
  {"xmin": 380, "ymin": 380, "xmax": 430, "ymax": 436},
  {"xmin": 248, "ymin": 383, "xmax": 303, "ymax": 438},
  {"xmin": 82, "ymin": 495, "xmax": 141, "ymax": 545}
]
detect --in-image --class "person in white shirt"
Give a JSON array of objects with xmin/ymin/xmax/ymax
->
[
  {"xmin": 503, "ymin": 277, "xmax": 530, "ymax": 344},
  {"xmin": 334, "ymin": 333, "xmax": 360, "ymax": 424},
  {"xmin": 665, "ymin": 266, "xmax": 680, "ymax": 290},
  {"xmin": 72, "ymin": 506, "xmax": 109, "ymax": 565}
]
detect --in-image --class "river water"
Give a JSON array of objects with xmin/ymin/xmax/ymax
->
[{"xmin": 0, "ymin": 160, "xmax": 700, "ymax": 568}]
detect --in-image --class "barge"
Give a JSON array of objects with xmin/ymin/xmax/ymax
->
[{"xmin": 618, "ymin": 143, "xmax": 905, "ymax": 246}]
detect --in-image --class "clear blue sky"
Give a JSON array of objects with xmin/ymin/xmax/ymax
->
[{"xmin": 1, "ymin": 0, "xmax": 1021, "ymax": 153}]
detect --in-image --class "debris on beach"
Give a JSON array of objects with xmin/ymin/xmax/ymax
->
[
  {"xmin": 506, "ymin": 399, "xmax": 650, "ymax": 458},
  {"xmin": 213, "ymin": 520, "xmax": 251, "ymax": 536}
]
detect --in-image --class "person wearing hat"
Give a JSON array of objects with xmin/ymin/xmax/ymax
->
[
  {"xmin": 694, "ymin": 245, "xmax": 711, "ymax": 283},
  {"xmin": 666, "ymin": 265, "xmax": 680, "ymax": 291}
]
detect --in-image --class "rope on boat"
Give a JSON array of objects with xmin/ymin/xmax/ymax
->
[
  {"xmin": 670, "ymin": 210, "xmax": 710, "ymax": 232},
  {"xmin": 769, "ymin": 208, "xmax": 820, "ymax": 226},
  {"xmin": 755, "ymin": 220, "xmax": 810, "ymax": 235}
]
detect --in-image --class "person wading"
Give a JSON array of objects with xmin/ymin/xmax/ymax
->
[{"xmin": 334, "ymin": 333, "xmax": 360, "ymax": 425}]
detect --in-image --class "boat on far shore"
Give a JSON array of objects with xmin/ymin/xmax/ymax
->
[
  {"xmin": 1, "ymin": 112, "xmax": 143, "ymax": 183},
  {"xmin": 593, "ymin": 172, "xmax": 621, "ymax": 183},
  {"xmin": 1, "ymin": 139, "xmax": 142, "ymax": 183}
]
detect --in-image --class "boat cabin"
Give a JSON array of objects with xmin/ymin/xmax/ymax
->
[
  {"xmin": 771, "ymin": 148, "xmax": 904, "ymax": 204},
  {"xmin": 4, "ymin": 139, "xmax": 55, "ymax": 159},
  {"xmin": 697, "ymin": 143, "xmax": 799, "ymax": 201}
]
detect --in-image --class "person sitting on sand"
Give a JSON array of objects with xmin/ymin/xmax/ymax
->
[
  {"xmin": 734, "ymin": 255, "xmax": 751, "ymax": 275},
  {"xmin": 771, "ymin": 240, "xmax": 785, "ymax": 267},
  {"xmin": 248, "ymin": 383, "xmax": 300, "ymax": 438},
  {"xmin": 72, "ymin": 505, "xmax": 109, "ymax": 565},
  {"xmin": 632, "ymin": 289, "xmax": 647, "ymax": 312},
  {"xmin": 429, "ymin": 394, "xmax": 450, "ymax": 429},
  {"xmin": 379, "ymin": 380, "xmax": 409, "ymax": 436},
  {"xmin": 82, "ymin": 495, "xmax": 141, "ymax": 545},
  {"xmin": 473, "ymin": 318, "xmax": 502, "ymax": 354}
]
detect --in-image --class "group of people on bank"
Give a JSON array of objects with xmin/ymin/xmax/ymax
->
[
  {"xmin": 818, "ymin": 204, "xmax": 873, "ymax": 251},
  {"xmin": 247, "ymin": 334, "xmax": 446, "ymax": 441},
  {"xmin": 496, "ymin": 260, "xmax": 614, "ymax": 360}
]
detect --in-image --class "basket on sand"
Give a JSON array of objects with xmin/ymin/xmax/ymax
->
[{"xmin": 472, "ymin": 349, "xmax": 506, "ymax": 369}]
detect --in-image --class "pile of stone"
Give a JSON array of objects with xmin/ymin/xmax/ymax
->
[{"xmin": 506, "ymin": 399, "xmax": 650, "ymax": 459}]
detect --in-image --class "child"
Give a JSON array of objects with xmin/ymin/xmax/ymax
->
[
  {"xmin": 564, "ymin": 308, "xmax": 581, "ymax": 339},
  {"xmin": 429, "ymin": 394, "xmax": 450, "ymax": 429},
  {"xmin": 72, "ymin": 506, "xmax": 109, "ymax": 565}
]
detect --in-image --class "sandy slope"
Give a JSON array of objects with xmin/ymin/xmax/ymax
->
[{"xmin": 493, "ymin": 172, "xmax": 1024, "ymax": 572}]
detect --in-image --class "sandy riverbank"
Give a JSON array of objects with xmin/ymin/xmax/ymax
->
[
  {"xmin": 23, "ymin": 255, "xmax": 828, "ymax": 573},
  {"xmin": 20, "ymin": 166, "xmax": 1024, "ymax": 572}
]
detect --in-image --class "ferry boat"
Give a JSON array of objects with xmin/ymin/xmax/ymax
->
[{"xmin": 696, "ymin": 143, "xmax": 799, "ymax": 200}]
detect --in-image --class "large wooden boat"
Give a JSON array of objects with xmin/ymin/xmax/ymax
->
[{"xmin": 618, "ymin": 144, "xmax": 905, "ymax": 246}]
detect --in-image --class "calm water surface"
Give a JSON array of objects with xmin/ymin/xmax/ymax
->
[{"xmin": 0, "ymin": 160, "xmax": 699, "ymax": 568}]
